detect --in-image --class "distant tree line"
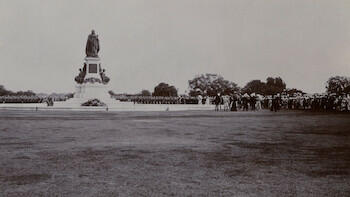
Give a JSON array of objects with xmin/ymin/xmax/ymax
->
[
  {"xmin": 111, "ymin": 75, "xmax": 350, "ymax": 98},
  {"xmin": 187, "ymin": 74, "xmax": 291, "ymax": 97},
  {"xmin": 127, "ymin": 74, "xmax": 292, "ymax": 98},
  {"xmin": 109, "ymin": 84, "xmax": 177, "ymax": 98},
  {"xmin": 187, "ymin": 74, "xmax": 349, "ymax": 97},
  {"xmin": 0, "ymin": 85, "xmax": 36, "ymax": 96},
  {"xmin": 241, "ymin": 77, "xmax": 287, "ymax": 95},
  {"xmin": 5, "ymin": 75, "xmax": 348, "ymax": 99},
  {"xmin": 188, "ymin": 74, "xmax": 239, "ymax": 97}
]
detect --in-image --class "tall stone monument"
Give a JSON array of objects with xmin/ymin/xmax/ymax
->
[{"xmin": 72, "ymin": 30, "xmax": 113, "ymax": 106}]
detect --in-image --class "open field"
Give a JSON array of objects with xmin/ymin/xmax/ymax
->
[{"xmin": 0, "ymin": 110, "xmax": 349, "ymax": 196}]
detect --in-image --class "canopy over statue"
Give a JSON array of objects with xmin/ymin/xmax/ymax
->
[{"xmin": 85, "ymin": 30, "xmax": 100, "ymax": 57}]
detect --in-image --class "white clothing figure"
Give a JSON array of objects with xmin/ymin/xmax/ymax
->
[{"xmin": 206, "ymin": 97, "xmax": 211, "ymax": 105}]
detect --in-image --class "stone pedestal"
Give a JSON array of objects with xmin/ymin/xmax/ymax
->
[
  {"xmin": 84, "ymin": 57, "xmax": 101, "ymax": 79},
  {"xmin": 74, "ymin": 83, "xmax": 109, "ymax": 101},
  {"xmin": 72, "ymin": 57, "xmax": 114, "ymax": 106}
]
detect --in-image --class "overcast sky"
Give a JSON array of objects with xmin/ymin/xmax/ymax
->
[{"xmin": 1, "ymin": 0, "xmax": 349, "ymax": 94}]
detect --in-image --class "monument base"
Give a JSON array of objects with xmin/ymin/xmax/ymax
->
[
  {"xmin": 70, "ymin": 83, "xmax": 115, "ymax": 106},
  {"xmin": 68, "ymin": 56, "xmax": 115, "ymax": 106}
]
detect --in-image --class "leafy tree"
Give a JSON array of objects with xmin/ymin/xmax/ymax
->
[
  {"xmin": 326, "ymin": 76, "xmax": 350, "ymax": 95},
  {"xmin": 0, "ymin": 85, "xmax": 12, "ymax": 96},
  {"xmin": 265, "ymin": 77, "xmax": 286, "ymax": 95},
  {"xmin": 188, "ymin": 73, "xmax": 239, "ymax": 97},
  {"xmin": 153, "ymin": 82, "xmax": 178, "ymax": 97},
  {"xmin": 242, "ymin": 80, "xmax": 266, "ymax": 95},
  {"xmin": 0, "ymin": 85, "xmax": 36, "ymax": 96},
  {"xmin": 242, "ymin": 77, "xmax": 286, "ymax": 95},
  {"xmin": 140, "ymin": 89, "xmax": 151, "ymax": 96}
]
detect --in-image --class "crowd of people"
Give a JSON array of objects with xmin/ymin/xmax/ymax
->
[
  {"xmin": 274, "ymin": 94, "xmax": 350, "ymax": 112},
  {"xmin": 210, "ymin": 93, "xmax": 350, "ymax": 112}
]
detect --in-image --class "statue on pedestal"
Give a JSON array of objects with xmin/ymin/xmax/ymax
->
[
  {"xmin": 75, "ymin": 30, "xmax": 110, "ymax": 85},
  {"xmin": 85, "ymin": 30, "xmax": 100, "ymax": 57},
  {"xmin": 70, "ymin": 30, "xmax": 115, "ymax": 107}
]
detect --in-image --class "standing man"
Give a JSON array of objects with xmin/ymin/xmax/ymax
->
[
  {"xmin": 86, "ymin": 30, "xmax": 100, "ymax": 58},
  {"xmin": 250, "ymin": 94, "xmax": 256, "ymax": 111},
  {"xmin": 230, "ymin": 95, "xmax": 237, "ymax": 111},
  {"xmin": 214, "ymin": 93, "xmax": 221, "ymax": 111},
  {"xmin": 242, "ymin": 95, "xmax": 249, "ymax": 111}
]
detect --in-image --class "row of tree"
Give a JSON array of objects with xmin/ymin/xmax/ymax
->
[
  {"xmin": 188, "ymin": 74, "xmax": 239, "ymax": 97},
  {"xmin": 140, "ymin": 74, "xmax": 350, "ymax": 98},
  {"xmin": 137, "ymin": 83, "xmax": 178, "ymax": 97},
  {"xmin": 3, "ymin": 75, "xmax": 349, "ymax": 98},
  {"xmin": 137, "ymin": 74, "xmax": 289, "ymax": 98},
  {"xmin": 187, "ymin": 74, "xmax": 291, "ymax": 96},
  {"xmin": 0, "ymin": 85, "xmax": 36, "ymax": 96}
]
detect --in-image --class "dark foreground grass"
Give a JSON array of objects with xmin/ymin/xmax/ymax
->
[{"xmin": 0, "ymin": 110, "xmax": 349, "ymax": 196}]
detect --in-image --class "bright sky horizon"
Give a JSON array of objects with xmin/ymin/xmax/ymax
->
[{"xmin": 1, "ymin": 0, "xmax": 350, "ymax": 95}]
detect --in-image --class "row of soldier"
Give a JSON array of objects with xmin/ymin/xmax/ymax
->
[
  {"xmin": 0, "ymin": 96, "xmax": 44, "ymax": 103},
  {"xmin": 115, "ymin": 96, "xmax": 199, "ymax": 105}
]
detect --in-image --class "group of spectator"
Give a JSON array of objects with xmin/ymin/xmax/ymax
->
[
  {"xmin": 210, "ymin": 93, "xmax": 350, "ymax": 112},
  {"xmin": 212, "ymin": 93, "xmax": 262, "ymax": 112},
  {"xmin": 273, "ymin": 94, "xmax": 350, "ymax": 112}
]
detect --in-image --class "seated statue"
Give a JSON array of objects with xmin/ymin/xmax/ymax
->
[
  {"xmin": 74, "ymin": 64, "xmax": 87, "ymax": 84},
  {"xmin": 100, "ymin": 69, "xmax": 110, "ymax": 84}
]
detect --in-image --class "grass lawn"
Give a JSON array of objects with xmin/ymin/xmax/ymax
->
[{"xmin": 0, "ymin": 110, "xmax": 349, "ymax": 196}]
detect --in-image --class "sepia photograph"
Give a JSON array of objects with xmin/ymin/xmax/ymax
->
[{"xmin": 0, "ymin": 0, "xmax": 349, "ymax": 196}]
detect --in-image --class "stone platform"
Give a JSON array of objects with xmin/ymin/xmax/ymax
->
[{"xmin": 73, "ymin": 56, "xmax": 112, "ymax": 106}]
